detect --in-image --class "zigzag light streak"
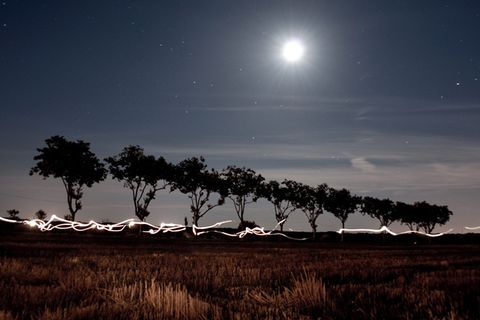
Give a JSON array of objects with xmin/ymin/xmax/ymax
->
[
  {"xmin": 337, "ymin": 226, "xmax": 453, "ymax": 238},
  {"xmin": 0, "ymin": 216, "xmax": 461, "ymax": 238},
  {"xmin": 0, "ymin": 216, "xmax": 308, "ymax": 240},
  {"xmin": 193, "ymin": 219, "xmax": 309, "ymax": 240},
  {"xmin": 1, "ymin": 215, "xmax": 189, "ymax": 234}
]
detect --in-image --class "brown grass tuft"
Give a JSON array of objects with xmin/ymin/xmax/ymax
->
[{"xmin": 110, "ymin": 280, "xmax": 221, "ymax": 320}]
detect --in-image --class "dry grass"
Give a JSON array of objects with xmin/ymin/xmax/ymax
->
[
  {"xmin": 109, "ymin": 280, "xmax": 221, "ymax": 319},
  {"xmin": 0, "ymin": 233, "xmax": 479, "ymax": 319},
  {"xmin": 250, "ymin": 271, "xmax": 328, "ymax": 317}
]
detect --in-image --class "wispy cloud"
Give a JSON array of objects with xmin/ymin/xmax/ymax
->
[{"xmin": 350, "ymin": 157, "xmax": 376, "ymax": 173}]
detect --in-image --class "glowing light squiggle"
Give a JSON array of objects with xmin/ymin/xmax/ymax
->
[
  {"xmin": 0, "ymin": 216, "xmax": 308, "ymax": 240},
  {"xmin": 0, "ymin": 216, "xmax": 459, "ymax": 238},
  {"xmin": 193, "ymin": 220, "xmax": 309, "ymax": 240},
  {"xmin": 337, "ymin": 226, "xmax": 453, "ymax": 238},
  {"xmin": 136, "ymin": 221, "xmax": 186, "ymax": 234},
  {"xmin": 465, "ymin": 226, "xmax": 480, "ymax": 230},
  {"xmin": 32, "ymin": 216, "xmax": 135, "ymax": 232},
  {"xmin": 1, "ymin": 215, "xmax": 190, "ymax": 234},
  {"xmin": 192, "ymin": 220, "xmax": 232, "ymax": 235}
]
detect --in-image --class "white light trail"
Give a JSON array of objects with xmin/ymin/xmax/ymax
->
[
  {"xmin": 192, "ymin": 220, "xmax": 232, "ymax": 235},
  {"xmin": 337, "ymin": 226, "xmax": 453, "ymax": 238},
  {"xmin": 24, "ymin": 215, "xmax": 135, "ymax": 232},
  {"xmin": 0, "ymin": 217, "xmax": 19, "ymax": 223},
  {"xmin": 0, "ymin": 216, "xmax": 461, "ymax": 239},
  {"xmin": 193, "ymin": 219, "xmax": 309, "ymax": 240},
  {"xmin": 465, "ymin": 226, "xmax": 480, "ymax": 230},
  {"xmin": 0, "ymin": 216, "xmax": 308, "ymax": 240}
]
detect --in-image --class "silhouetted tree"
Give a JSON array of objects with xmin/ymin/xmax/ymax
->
[
  {"xmin": 361, "ymin": 196, "xmax": 397, "ymax": 228},
  {"xmin": 292, "ymin": 183, "xmax": 328, "ymax": 238},
  {"xmin": 6, "ymin": 209, "xmax": 19, "ymax": 219},
  {"xmin": 170, "ymin": 157, "xmax": 225, "ymax": 226},
  {"xmin": 396, "ymin": 201, "xmax": 418, "ymax": 231},
  {"xmin": 414, "ymin": 201, "xmax": 452, "ymax": 233},
  {"xmin": 261, "ymin": 179, "xmax": 301, "ymax": 232},
  {"xmin": 325, "ymin": 187, "xmax": 362, "ymax": 230},
  {"xmin": 105, "ymin": 145, "xmax": 172, "ymax": 221},
  {"xmin": 221, "ymin": 166, "xmax": 264, "ymax": 229},
  {"xmin": 30, "ymin": 135, "xmax": 106, "ymax": 221},
  {"xmin": 35, "ymin": 209, "xmax": 47, "ymax": 220}
]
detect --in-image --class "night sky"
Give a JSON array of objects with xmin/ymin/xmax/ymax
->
[{"xmin": 1, "ymin": 0, "xmax": 479, "ymax": 231}]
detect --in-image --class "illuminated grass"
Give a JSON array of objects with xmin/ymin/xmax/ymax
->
[{"xmin": 0, "ymin": 235, "xmax": 479, "ymax": 319}]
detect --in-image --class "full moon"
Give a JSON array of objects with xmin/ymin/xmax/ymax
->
[{"xmin": 282, "ymin": 40, "xmax": 304, "ymax": 63}]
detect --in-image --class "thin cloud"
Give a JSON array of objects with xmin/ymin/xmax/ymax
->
[{"xmin": 351, "ymin": 157, "xmax": 376, "ymax": 173}]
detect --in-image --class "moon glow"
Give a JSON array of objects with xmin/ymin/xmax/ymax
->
[{"xmin": 282, "ymin": 40, "xmax": 304, "ymax": 63}]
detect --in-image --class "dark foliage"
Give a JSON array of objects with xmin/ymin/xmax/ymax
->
[
  {"xmin": 292, "ymin": 183, "xmax": 329, "ymax": 238},
  {"xmin": 414, "ymin": 201, "xmax": 452, "ymax": 234},
  {"xmin": 221, "ymin": 166, "xmax": 264, "ymax": 225},
  {"xmin": 105, "ymin": 145, "xmax": 172, "ymax": 221},
  {"xmin": 261, "ymin": 180, "xmax": 302, "ymax": 232},
  {"xmin": 34, "ymin": 209, "xmax": 47, "ymax": 220},
  {"xmin": 6, "ymin": 209, "xmax": 19, "ymax": 219},
  {"xmin": 29, "ymin": 135, "xmax": 106, "ymax": 221},
  {"xmin": 170, "ymin": 157, "xmax": 225, "ymax": 226},
  {"xmin": 324, "ymin": 188, "xmax": 362, "ymax": 229},
  {"xmin": 361, "ymin": 196, "xmax": 398, "ymax": 228}
]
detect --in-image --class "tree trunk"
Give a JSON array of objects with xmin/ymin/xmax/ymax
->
[
  {"xmin": 238, "ymin": 209, "xmax": 244, "ymax": 228},
  {"xmin": 193, "ymin": 214, "xmax": 199, "ymax": 227},
  {"xmin": 135, "ymin": 216, "xmax": 146, "ymax": 236},
  {"xmin": 67, "ymin": 194, "xmax": 77, "ymax": 221},
  {"xmin": 311, "ymin": 223, "xmax": 317, "ymax": 239}
]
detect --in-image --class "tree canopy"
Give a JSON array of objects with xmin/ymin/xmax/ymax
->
[
  {"xmin": 30, "ymin": 135, "xmax": 106, "ymax": 221},
  {"xmin": 221, "ymin": 166, "xmax": 264, "ymax": 229},
  {"xmin": 6, "ymin": 209, "xmax": 19, "ymax": 219},
  {"xmin": 361, "ymin": 196, "xmax": 397, "ymax": 228},
  {"xmin": 170, "ymin": 157, "xmax": 225, "ymax": 226},
  {"xmin": 396, "ymin": 201, "xmax": 417, "ymax": 231},
  {"xmin": 35, "ymin": 209, "xmax": 47, "ymax": 220},
  {"xmin": 414, "ymin": 201, "xmax": 452, "ymax": 234},
  {"xmin": 324, "ymin": 188, "xmax": 361, "ymax": 229},
  {"xmin": 105, "ymin": 145, "xmax": 172, "ymax": 221},
  {"xmin": 261, "ymin": 179, "xmax": 301, "ymax": 232},
  {"xmin": 292, "ymin": 183, "xmax": 328, "ymax": 238}
]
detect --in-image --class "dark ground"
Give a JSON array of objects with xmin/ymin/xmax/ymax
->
[{"xmin": 0, "ymin": 223, "xmax": 479, "ymax": 319}]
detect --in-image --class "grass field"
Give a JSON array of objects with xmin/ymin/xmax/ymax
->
[{"xmin": 0, "ymin": 228, "xmax": 479, "ymax": 319}]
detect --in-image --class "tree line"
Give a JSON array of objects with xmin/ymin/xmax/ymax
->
[{"xmin": 25, "ymin": 135, "xmax": 452, "ymax": 237}]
